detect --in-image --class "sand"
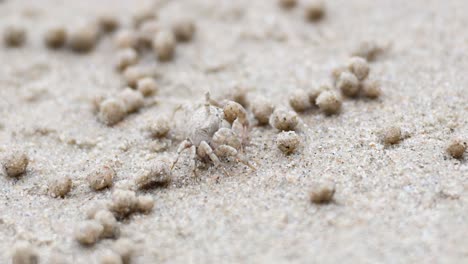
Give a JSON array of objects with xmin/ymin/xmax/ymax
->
[{"xmin": 0, "ymin": 0, "xmax": 467, "ymax": 263}]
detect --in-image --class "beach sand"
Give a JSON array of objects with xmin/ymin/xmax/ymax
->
[{"xmin": 0, "ymin": 0, "xmax": 467, "ymax": 263}]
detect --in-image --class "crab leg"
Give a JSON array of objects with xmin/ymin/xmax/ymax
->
[
  {"xmin": 236, "ymin": 157, "xmax": 256, "ymax": 171},
  {"xmin": 171, "ymin": 139, "xmax": 192, "ymax": 170},
  {"xmin": 199, "ymin": 141, "xmax": 221, "ymax": 167},
  {"xmin": 190, "ymin": 145, "xmax": 198, "ymax": 177}
]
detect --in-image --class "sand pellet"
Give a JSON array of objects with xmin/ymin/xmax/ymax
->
[
  {"xmin": 137, "ymin": 77, "xmax": 158, "ymax": 97},
  {"xmin": 331, "ymin": 66, "xmax": 348, "ymax": 84},
  {"xmin": 279, "ymin": 0, "xmax": 297, "ymax": 9},
  {"xmin": 308, "ymin": 85, "xmax": 330, "ymax": 105},
  {"xmin": 85, "ymin": 201, "xmax": 110, "ymax": 219},
  {"xmin": 289, "ymin": 89, "xmax": 312, "ymax": 112},
  {"xmin": 117, "ymin": 88, "xmax": 144, "ymax": 113},
  {"xmin": 447, "ymin": 139, "xmax": 466, "ymax": 159},
  {"xmin": 44, "ymin": 26, "xmax": 67, "ymax": 49},
  {"xmin": 87, "ymin": 165, "xmax": 115, "ymax": 191},
  {"xmin": 49, "ymin": 176, "xmax": 72, "ymax": 198},
  {"xmin": 68, "ymin": 24, "xmax": 100, "ymax": 53},
  {"xmin": 91, "ymin": 94, "xmax": 107, "ymax": 114},
  {"xmin": 172, "ymin": 18, "xmax": 196, "ymax": 42},
  {"xmin": 251, "ymin": 98, "xmax": 275, "ymax": 125},
  {"xmin": 276, "ymin": 131, "xmax": 300, "ymax": 154},
  {"xmin": 112, "ymin": 239, "xmax": 134, "ymax": 264},
  {"xmin": 3, "ymin": 25, "xmax": 26, "ymax": 47},
  {"xmin": 137, "ymin": 21, "xmax": 161, "ymax": 48},
  {"xmin": 115, "ymin": 48, "xmax": 139, "ymax": 72},
  {"xmin": 109, "ymin": 190, "xmax": 138, "ymax": 218},
  {"xmin": 99, "ymin": 250, "xmax": 123, "ymax": 264},
  {"xmin": 132, "ymin": 9, "xmax": 157, "ymax": 28},
  {"xmin": 231, "ymin": 86, "xmax": 250, "ymax": 107},
  {"xmin": 383, "ymin": 126, "xmax": 402, "ymax": 145},
  {"xmin": 310, "ymin": 183, "xmax": 335, "ymax": 204},
  {"xmin": 305, "ymin": 1, "xmax": 325, "ymax": 22},
  {"xmin": 148, "ymin": 116, "xmax": 170, "ymax": 138},
  {"xmin": 348, "ymin": 57, "xmax": 370, "ymax": 81},
  {"xmin": 337, "ymin": 71, "xmax": 360, "ymax": 98},
  {"xmin": 94, "ymin": 210, "xmax": 120, "ymax": 238},
  {"xmin": 74, "ymin": 220, "xmax": 104, "ymax": 246},
  {"xmin": 316, "ymin": 91, "xmax": 342, "ymax": 115},
  {"xmin": 122, "ymin": 65, "xmax": 156, "ymax": 88},
  {"xmin": 135, "ymin": 161, "xmax": 172, "ymax": 190},
  {"xmin": 352, "ymin": 41, "xmax": 385, "ymax": 61},
  {"xmin": 114, "ymin": 30, "xmax": 137, "ymax": 49},
  {"xmin": 2, "ymin": 150, "xmax": 29, "ymax": 178},
  {"xmin": 270, "ymin": 109, "xmax": 299, "ymax": 131},
  {"xmin": 136, "ymin": 195, "xmax": 155, "ymax": 213},
  {"xmin": 98, "ymin": 98, "xmax": 127, "ymax": 126},
  {"xmin": 152, "ymin": 30, "xmax": 176, "ymax": 61},
  {"xmin": 361, "ymin": 80, "xmax": 381, "ymax": 99},
  {"xmin": 11, "ymin": 241, "xmax": 38, "ymax": 264},
  {"xmin": 98, "ymin": 14, "xmax": 120, "ymax": 33}
]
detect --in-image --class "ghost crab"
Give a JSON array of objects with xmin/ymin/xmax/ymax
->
[{"xmin": 171, "ymin": 93, "xmax": 254, "ymax": 175}]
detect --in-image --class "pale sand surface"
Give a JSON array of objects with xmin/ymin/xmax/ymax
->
[{"xmin": 0, "ymin": 0, "xmax": 467, "ymax": 263}]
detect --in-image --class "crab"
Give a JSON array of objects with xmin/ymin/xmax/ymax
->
[{"xmin": 171, "ymin": 93, "xmax": 254, "ymax": 175}]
